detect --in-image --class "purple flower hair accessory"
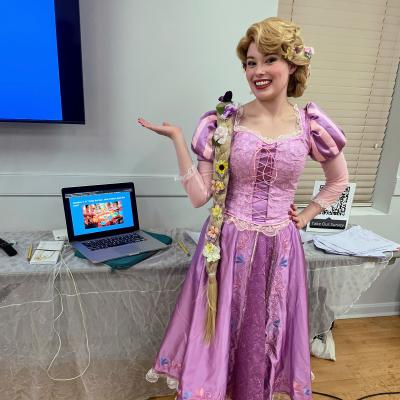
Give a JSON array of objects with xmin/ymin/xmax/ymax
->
[
  {"xmin": 218, "ymin": 91, "xmax": 233, "ymax": 103},
  {"xmin": 303, "ymin": 46, "xmax": 314, "ymax": 60},
  {"xmin": 221, "ymin": 103, "xmax": 237, "ymax": 120}
]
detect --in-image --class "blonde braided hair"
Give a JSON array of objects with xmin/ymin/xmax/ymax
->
[{"xmin": 202, "ymin": 91, "xmax": 236, "ymax": 342}]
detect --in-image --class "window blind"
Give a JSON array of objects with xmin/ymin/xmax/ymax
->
[{"xmin": 278, "ymin": 0, "xmax": 400, "ymax": 206}]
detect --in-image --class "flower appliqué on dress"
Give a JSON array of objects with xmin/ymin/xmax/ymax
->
[
  {"xmin": 279, "ymin": 257, "xmax": 288, "ymax": 268},
  {"xmin": 267, "ymin": 319, "xmax": 280, "ymax": 332},
  {"xmin": 160, "ymin": 356, "xmax": 170, "ymax": 366},
  {"xmin": 294, "ymin": 381, "xmax": 312, "ymax": 397},
  {"xmin": 235, "ymin": 254, "xmax": 245, "ymax": 264},
  {"xmin": 158, "ymin": 356, "xmax": 182, "ymax": 370}
]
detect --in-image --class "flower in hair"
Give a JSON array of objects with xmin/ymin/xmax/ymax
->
[
  {"xmin": 218, "ymin": 91, "xmax": 232, "ymax": 103},
  {"xmin": 213, "ymin": 126, "xmax": 229, "ymax": 145},
  {"xmin": 203, "ymin": 242, "xmax": 220, "ymax": 263},
  {"xmin": 215, "ymin": 160, "xmax": 228, "ymax": 176},
  {"xmin": 303, "ymin": 47, "xmax": 314, "ymax": 60},
  {"xmin": 211, "ymin": 204, "xmax": 223, "ymax": 220},
  {"xmin": 220, "ymin": 104, "xmax": 238, "ymax": 120},
  {"xmin": 211, "ymin": 180, "xmax": 225, "ymax": 193},
  {"xmin": 204, "ymin": 90, "xmax": 235, "ymax": 341},
  {"xmin": 207, "ymin": 226, "xmax": 220, "ymax": 241}
]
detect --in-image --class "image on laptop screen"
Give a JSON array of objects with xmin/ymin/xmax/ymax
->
[{"xmin": 66, "ymin": 189, "xmax": 134, "ymax": 236}]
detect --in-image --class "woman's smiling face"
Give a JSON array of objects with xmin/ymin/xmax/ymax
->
[{"xmin": 245, "ymin": 42, "xmax": 296, "ymax": 102}]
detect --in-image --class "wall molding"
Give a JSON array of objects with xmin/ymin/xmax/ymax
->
[
  {"xmin": 394, "ymin": 177, "xmax": 400, "ymax": 196},
  {"xmin": 0, "ymin": 173, "xmax": 187, "ymax": 196},
  {"xmin": 338, "ymin": 301, "xmax": 400, "ymax": 319}
]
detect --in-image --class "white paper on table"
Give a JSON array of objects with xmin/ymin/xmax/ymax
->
[
  {"xmin": 36, "ymin": 240, "xmax": 64, "ymax": 251},
  {"xmin": 313, "ymin": 225, "xmax": 399, "ymax": 257},
  {"xmin": 185, "ymin": 231, "xmax": 200, "ymax": 245}
]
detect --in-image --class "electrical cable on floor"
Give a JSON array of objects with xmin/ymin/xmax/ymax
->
[
  {"xmin": 312, "ymin": 391, "xmax": 344, "ymax": 399},
  {"xmin": 312, "ymin": 391, "xmax": 400, "ymax": 399},
  {"xmin": 356, "ymin": 392, "xmax": 400, "ymax": 399}
]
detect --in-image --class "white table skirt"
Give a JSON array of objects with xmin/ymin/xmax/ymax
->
[{"xmin": 0, "ymin": 229, "xmax": 392, "ymax": 400}]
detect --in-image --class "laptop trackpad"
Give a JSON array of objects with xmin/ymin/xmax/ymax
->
[{"xmin": 102, "ymin": 243, "xmax": 141, "ymax": 257}]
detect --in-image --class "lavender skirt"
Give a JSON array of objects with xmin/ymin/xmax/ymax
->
[{"xmin": 148, "ymin": 218, "xmax": 313, "ymax": 400}]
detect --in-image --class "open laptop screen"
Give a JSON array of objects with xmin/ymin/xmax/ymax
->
[{"xmin": 66, "ymin": 188, "xmax": 134, "ymax": 237}]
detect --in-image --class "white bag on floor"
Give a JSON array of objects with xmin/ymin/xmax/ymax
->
[{"xmin": 311, "ymin": 330, "xmax": 336, "ymax": 361}]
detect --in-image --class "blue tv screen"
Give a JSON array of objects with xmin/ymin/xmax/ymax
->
[{"xmin": 0, "ymin": 0, "xmax": 85, "ymax": 124}]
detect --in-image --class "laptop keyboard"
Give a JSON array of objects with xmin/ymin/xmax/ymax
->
[{"xmin": 82, "ymin": 232, "xmax": 146, "ymax": 251}]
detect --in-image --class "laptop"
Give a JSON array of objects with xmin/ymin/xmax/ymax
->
[{"xmin": 61, "ymin": 182, "xmax": 168, "ymax": 263}]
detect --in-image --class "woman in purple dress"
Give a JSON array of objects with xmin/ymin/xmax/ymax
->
[{"xmin": 139, "ymin": 17, "xmax": 348, "ymax": 400}]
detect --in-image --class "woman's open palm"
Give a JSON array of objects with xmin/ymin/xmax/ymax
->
[{"xmin": 138, "ymin": 117, "xmax": 181, "ymax": 140}]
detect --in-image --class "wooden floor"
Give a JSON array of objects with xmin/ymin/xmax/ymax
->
[
  {"xmin": 310, "ymin": 315, "xmax": 400, "ymax": 400},
  {"xmin": 148, "ymin": 316, "xmax": 400, "ymax": 400}
]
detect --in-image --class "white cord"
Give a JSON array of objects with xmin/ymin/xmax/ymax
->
[
  {"xmin": 46, "ymin": 247, "xmax": 91, "ymax": 381},
  {"xmin": 0, "ymin": 248, "xmax": 184, "ymax": 382}
]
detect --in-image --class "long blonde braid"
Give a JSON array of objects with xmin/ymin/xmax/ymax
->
[{"xmin": 202, "ymin": 91, "xmax": 236, "ymax": 342}]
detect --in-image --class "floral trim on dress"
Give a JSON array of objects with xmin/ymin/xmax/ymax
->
[
  {"xmin": 224, "ymin": 214, "xmax": 291, "ymax": 236},
  {"xmin": 146, "ymin": 368, "xmax": 179, "ymax": 390},
  {"xmin": 146, "ymin": 368, "xmax": 228, "ymax": 400},
  {"xmin": 177, "ymin": 388, "xmax": 227, "ymax": 400}
]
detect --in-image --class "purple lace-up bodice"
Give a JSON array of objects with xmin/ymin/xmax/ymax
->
[{"xmin": 225, "ymin": 105, "xmax": 309, "ymax": 226}]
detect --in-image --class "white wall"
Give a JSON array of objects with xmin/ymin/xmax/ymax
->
[
  {"xmin": 0, "ymin": 0, "xmax": 398, "ymax": 317},
  {"xmin": 0, "ymin": 0, "xmax": 276, "ymax": 232}
]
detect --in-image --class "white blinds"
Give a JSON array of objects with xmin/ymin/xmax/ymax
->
[{"xmin": 278, "ymin": 0, "xmax": 400, "ymax": 206}]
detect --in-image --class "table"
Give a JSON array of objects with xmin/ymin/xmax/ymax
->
[{"xmin": 0, "ymin": 229, "xmax": 395, "ymax": 400}]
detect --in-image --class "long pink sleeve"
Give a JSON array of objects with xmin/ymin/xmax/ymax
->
[
  {"xmin": 311, "ymin": 152, "xmax": 349, "ymax": 210},
  {"xmin": 180, "ymin": 160, "xmax": 213, "ymax": 208},
  {"xmin": 180, "ymin": 111, "xmax": 217, "ymax": 208}
]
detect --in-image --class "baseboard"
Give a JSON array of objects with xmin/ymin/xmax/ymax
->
[{"xmin": 338, "ymin": 301, "xmax": 400, "ymax": 319}]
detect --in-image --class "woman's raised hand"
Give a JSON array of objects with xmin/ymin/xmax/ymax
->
[{"xmin": 137, "ymin": 117, "xmax": 182, "ymax": 141}]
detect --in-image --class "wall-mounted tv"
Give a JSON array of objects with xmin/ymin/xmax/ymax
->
[{"xmin": 0, "ymin": 0, "xmax": 85, "ymax": 124}]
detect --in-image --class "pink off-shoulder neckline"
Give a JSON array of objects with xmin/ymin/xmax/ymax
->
[{"xmin": 233, "ymin": 103, "xmax": 305, "ymax": 144}]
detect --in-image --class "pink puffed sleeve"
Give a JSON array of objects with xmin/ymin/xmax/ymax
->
[
  {"xmin": 180, "ymin": 111, "xmax": 217, "ymax": 208},
  {"xmin": 305, "ymin": 102, "xmax": 346, "ymax": 162},
  {"xmin": 191, "ymin": 110, "xmax": 217, "ymax": 162},
  {"xmin": 304, "ymin": 102, "xmax": 349, "ymax": 209}
]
